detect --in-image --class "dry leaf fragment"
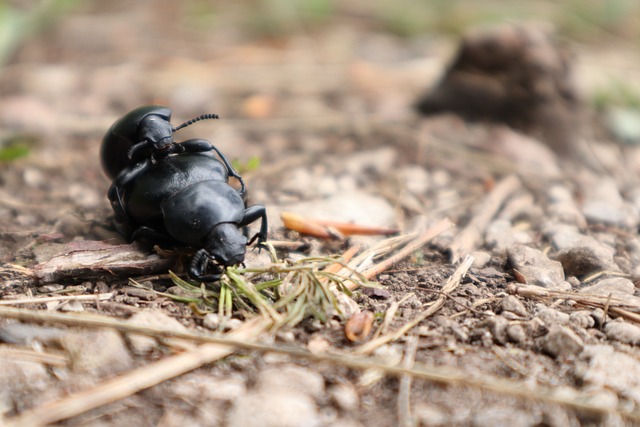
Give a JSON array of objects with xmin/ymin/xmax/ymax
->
[
  {"xmin": 281, "ymin": 212, "xmax": 398, "ymax": 239},
  {"xmin": 281, "ymin": 212, "xmax": 336, "ymax": 238},
  {"xmin": 345, "ymin": 310, "xmax": 374, "ymax": 342}
]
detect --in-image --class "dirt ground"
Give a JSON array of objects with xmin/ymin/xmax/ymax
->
[{"xmin": 2, "ymin": 1, "xmax": 640, "ymax": 426}]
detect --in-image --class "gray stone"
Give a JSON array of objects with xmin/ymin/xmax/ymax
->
[
  {"xmin": 576, "ymin": 345, "xmax": 640, "ymax": 405},
  {"xmin": 399, "ymin": 165, "xmax": 430, "ymax": 195},
  {"xmin": 569, "ymin": 311, "xmax": 595, "ymax": 329},
  {"xmin": 173, "ymin": 374, "xmax": 246, "ymax": 401},
  {"xmin": 272, "ymin": 190, "xmax": 396, "ymax": 231},
  {"xmin": 581, "ymin": 178, "xmax": 639, "ymax": 229},
  {"xmin": 328, "ymin": 383, "xmax": 359, "ymax": 411},
  {"xmin": 479, "ymin": 316, "xmax": 509, "ymax": 345},
  {"xmin": 507, "ymin": 245, "xmax": 565, "ymax": 289},
  {"xmin": 127, "ymin": 310, "xmax": 191, "ymax": 355},
  {"xmin": 546, "ymin": 185, "xmax": 586, "ymax": 225},
  {"xmin": 227, "ymin": 390, "xmax": 321, "ymax": 427},
  {"xmin": 470, "ymin": 251, "xmax": 491, "ymax": 269},
  {"xmin": 548, "ymin": 227, "xmax": 612, "ymax": 253},
  {"xmin": 605, "ymin": 321, "xmax": 640, "ymax": 345},
  {"xmin": 256, "ymin": 365, "xmax": 325, "ymax": 399},
  {"xmin": 60, "ymin": 328, "xmax": 132, "ymax": 376},
  {"xmin": 535, "ymin": 304, "xmax": 570, "ymax": 325},
  {"xmin": 485, "ymin": 219, "xmax": 533, "ymax": 250},
  {"xmin": 202, "ymin": 313, "xmax": 221, "ymax": 330},
  {"xmin": 414, "ymin": 404, "xmax": 449, "ymax": 427},
  {"xmin": 590, "ymin": 308, "xmax": 607, "ymax": 328},
  {"xmin": 0, "ymin": 322, "xmax": 66, "ymax": 345},
  {"xmin": 506, "ymin": 324, "xmax": 527, "ymax": 344},
  {"xmin": 555, "ymin": 246, "xmax": 617, "ymax": 278},
  {"xmin": 580, "ymin": 277, "xmax": 635, "ymax": 297},
  {"xmin": 0, "ymin": 359, "xmax": 50, "ymax": 413},
  {"xmin": 540, "ymin": 325, "xmax": 584, "ymax": 358},
  {"xmin": 500, "ymin": 295, "xmax": 528, "ymax": 317},
  {"xmin": 344, "ymin": 147, "xmax": 398, "ymax": 177}
]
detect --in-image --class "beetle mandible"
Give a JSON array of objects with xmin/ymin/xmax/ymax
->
[{"xmin": 102, "ymin": 106, "xmax": 267, "ymax": 281}]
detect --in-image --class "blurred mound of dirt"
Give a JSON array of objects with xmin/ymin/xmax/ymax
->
[{"xmin": 415, "ymin": 24, "xmax": 584, "ymax": 155}]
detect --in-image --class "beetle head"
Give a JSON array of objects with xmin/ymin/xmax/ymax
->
[
  {"xmin": 206, "ymin": 223, "xmax": 248, "ymax": 267},
  {"xmin": 138, "ymin": 115, "xmax": 175, "ymax": 150}
]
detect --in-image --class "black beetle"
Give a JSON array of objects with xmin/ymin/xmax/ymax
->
[
  {"xmin": 102, "ymin": 106, "xmax": 267, "ymax": 281},
  {"xmin": 102, "ymin": 105, "xmax": 222, "ymax": 179},
  {"xmin": 101, "ymin": 106, "xmax": 244, "ymax": 193}
]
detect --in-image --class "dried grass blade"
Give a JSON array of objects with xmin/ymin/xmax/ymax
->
[{"xmin": 342, "ymin": 219, "xmax": 454, "ymax": 291}]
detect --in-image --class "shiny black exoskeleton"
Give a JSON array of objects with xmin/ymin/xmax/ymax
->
[
  {"xmin": 101, "ymin": 105, "xmax": 230, "ymax": 179},
  {"xmin": 102, "ymin": 106, "xmax": 267, "ymax": 281}
]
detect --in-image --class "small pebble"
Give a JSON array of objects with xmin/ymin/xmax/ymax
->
[
  {"xmin": 127, "ymin": 310, "xmax": 191, "ymax": 354},
  {"xmin": 506, "ymin": 324, "xmax": 527, "ymax": 344},
  {"xmin": 328, "ymin": 383, "xmax": 359, "ymax": 411},
  {"xmin": 569, "ymin": 311, "xmax": 595, "ymax": 329},
  {"xmin": 500, "ymin": 295, "xmax": 528, "ymax": 317},
  {"xmin": 202, "ymin": 313, "xmax": 220, "ymax": 330},
  {"xmin": 479, "ymin": 316, "xmax": 508, "ymax": 345},
  {"xmin": 256, "ymin": 365, "xmax": 325, "ymax": 399},
  {"xmin": 61, "ymin": 329, "xmax": 132, "ymax": 376},
  {"xmin": 362, "ymin": 287, "xmax": 391, "ymax": 300},
  {"xmin": 227, "ymin": 390, "xmax": 321, "ymax": 427},
  {"xmin": 471, "ymin": 251, "xmax": 492, "ymax": 269},
  {"xmin": 581, "ymin": 178, "xmax": 639, "ymax": 229},
  {"xmin": 507, "ymin": 245, "xmax": 565, "ymax": 289},
  {"xmin": 604, "ymin": 321, "xmax": 640, "ymax": 345},
  {"xmin": 414, "ymin": 403, "xmax": 448, "ymax": 427},
  {"xmin": 540, "ymin": 325, "xmax": 584, "ymax": 358},
  {"xmin": 590, "ymin": 308, "xmax": 607, "ymax": 328},
  {"xmin": 535, "ymin": 304, "xmax": 570, "ymax": 326}
]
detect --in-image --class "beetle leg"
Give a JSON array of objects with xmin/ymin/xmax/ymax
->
[
  {"xmin": 108, "ymin": 159, "xmax": 151, "ymax": 221},
  {"xmin": 239, "ymin": 205, "xmax": 268, "ymax": 248},
  {"xmin": 189, "ymin": 249, "xmax": 223, "ymax": 282},
  {"xmin": 130, "ymin": 226, "xmax": 177, "ymax": 245},
  {"xmin": 127, "ymin": 140, "xmax": 150, "ymax": 161},
  {"xmin": 111, "ymin": 159, "xmax": 151, "ymax": 193},
  {"xmin": 107, "ymin": 182, "xmax": 126, "ymax": 218},
  {"xmin": 179, "ymin": 139, "xmax": 246, "ymax": 195}
]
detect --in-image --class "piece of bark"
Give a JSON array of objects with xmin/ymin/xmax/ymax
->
[{"xmin": 33, "ymin": 241, "xmax": 174, "ymax": 284}]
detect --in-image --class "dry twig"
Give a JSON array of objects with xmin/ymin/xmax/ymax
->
[
  {"xmin": 0, "ymin": 293, "xmax": 114, "ymax": 306},
  {"xmin": 508, "ymin": 283, "xmax": 640, "ymax": 323},
  {"xmin": 398, "ymin": 335, "xmax": 419, "ymax": 427},
  {"xmin": 342, "ymin": 218, "xmax": 454, "ymax": 290},
  {"xmin": 449, "ymin": 174, "xmax": 522, "ymax": 263}
]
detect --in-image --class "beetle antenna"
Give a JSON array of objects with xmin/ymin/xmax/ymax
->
[{"xmin": 172, "ymin": 113, "xmax": 220, "ymax": 132}]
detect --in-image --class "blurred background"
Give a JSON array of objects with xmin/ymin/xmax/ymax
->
[
  {"xmin": 0, "ymin": 0, "xmax": 639, "ymax": 240},
  {"xmin": 2, "ymin": 0, "xmax": 639, "ymax": 126}
]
